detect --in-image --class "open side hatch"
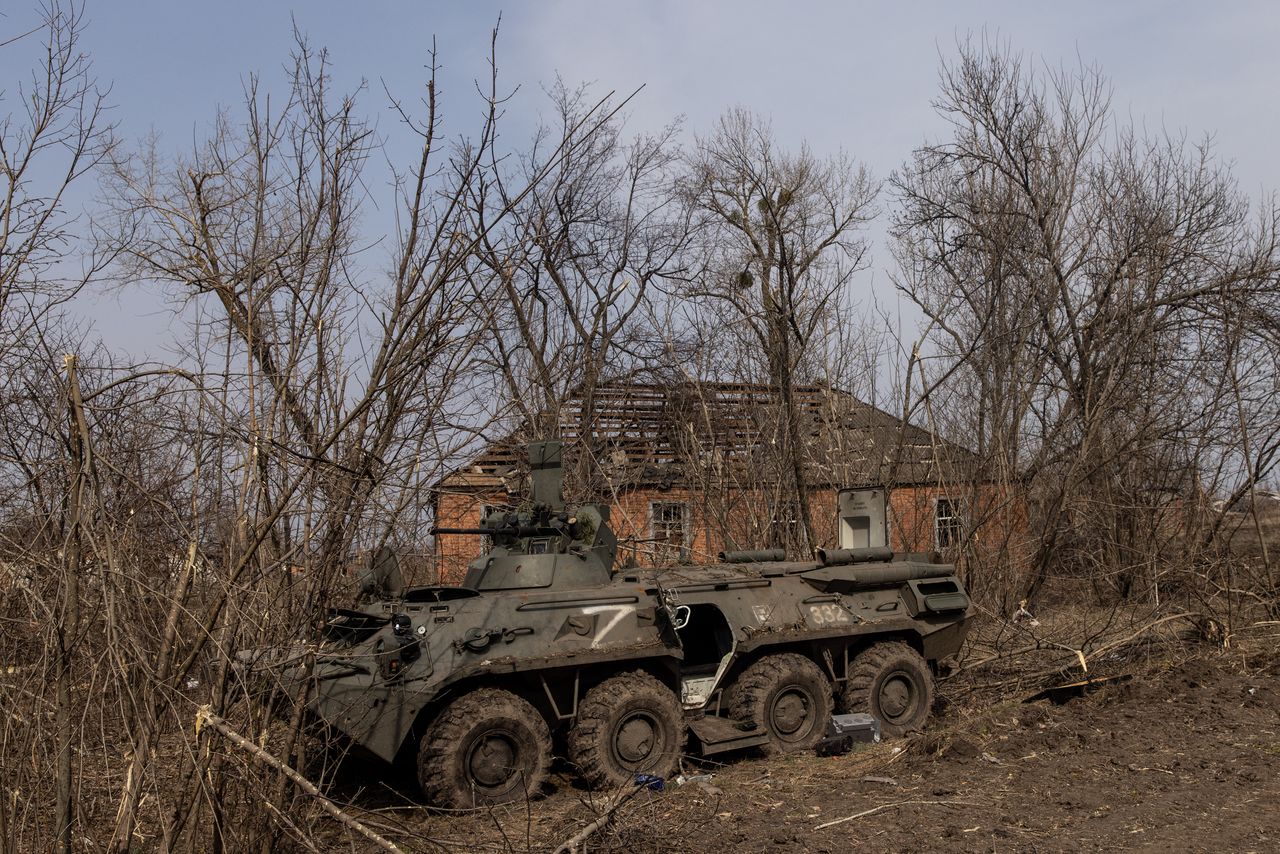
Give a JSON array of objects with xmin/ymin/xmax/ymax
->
[{"xmin": 676, "ymin": 604, "xmax": 735, "ymax": 708}]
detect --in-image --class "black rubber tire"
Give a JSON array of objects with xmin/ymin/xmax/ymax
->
[
  {"xmin": 568, "ymin": 670, "xmax": 684, "ymax": 789},
  {"xmin": 725, "ymin": 653, "xmax": 833, "ymax": 755},
  {"xmin": 839, "ymin": 641, "xmax": 934, "ymax": 738},
  {"xmin": 417, "ymin": 687, "xmax": 552, "ymax": 809}
]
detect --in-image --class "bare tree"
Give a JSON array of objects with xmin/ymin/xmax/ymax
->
[
  {"xmin": 85, "ymin": 27, "xmax": 654, "ymax": 853},
  {"xmin": 0, "ymin": 1, "xmax": 114, "ymax": 333},
  {"xmin": 891, "ymin": 38, "xmax": 1280, "ymax": 607},
  {"xmin": 0, "ymin": 3, "xmax": 115, "ymax": 851},
  {"xmin": 465, "ymin": 81, "xmax": 693, "ymax": 496},
  {"xmin": 679, "ymin": 109, "xmax": 878, "ymax": 551}
]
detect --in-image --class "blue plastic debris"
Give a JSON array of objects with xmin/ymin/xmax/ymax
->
[{"xmin": 633, "ymin": 773, "xmax": 665, "ymax": 791}]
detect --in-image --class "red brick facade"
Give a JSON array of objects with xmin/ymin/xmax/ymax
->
[
  {"xmin": 430, "ymin": 383, "xmax": 1032, "ymax": 585},
  {"xmin": 433, "ymin": 481, "xmax": 1030, "ymax": 585}
]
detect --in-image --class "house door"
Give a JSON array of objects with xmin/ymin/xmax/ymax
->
[{"xmin": 836, "ymin": 488, "xmax": 887, "ymax": 549}]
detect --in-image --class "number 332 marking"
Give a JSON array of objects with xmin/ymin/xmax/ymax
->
[{"xmin": 808, "ymin": 604, "xmax": 850, "ymax": 625}]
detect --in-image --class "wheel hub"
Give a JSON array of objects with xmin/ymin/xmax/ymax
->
[
  {"xmin": 880, "ymin": 675, "xmax": 915, "ymax": 719},
  {"xmin": 468, "ymin": 733, "xmax": 517, "ymax": 788},
  {"xmin": 615, "ymin": 713, "xmax": 657, "ymax": 763},
  {"xmin": 770, "ymin": 688, "xmax": 811, "ymax": 736}
]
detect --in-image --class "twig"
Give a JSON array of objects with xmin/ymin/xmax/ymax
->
[
  {"xmin": 194, "ymin": 705, "xmax": 405, "ymax": 854},
  {"xmin": 957, "ymin": 612, "xmax": 1208, "ymax": 692},
  {"xmin": 1083, "ymin": 612, "xmax": 1202, "ymax": 660},
  {"xmin": 261, "ymin": 800, "xmax": 324, "ymax": 854},
  {"xmin": 553, "ymin": 785, "xmax": 645, "ymax": 854},
  {"xmin": 814, "ymin": 799, "xmax": 979, "ymax": 831}
]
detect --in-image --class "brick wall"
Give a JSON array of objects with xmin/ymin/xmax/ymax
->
[
  {"xmin": 434, "ymin": 490, "xmax": 494, "ymax": 583},
  {"xmin": 884, "ymin": 483, "xmax": 1034, "ymax": 581},
  {"xmin": 433, "ymin": 482, "xmax": 1030, "ymax": 585},
  {"xmin": 434, "ymin": 486, "xmax": 729, "ymax": 584}
]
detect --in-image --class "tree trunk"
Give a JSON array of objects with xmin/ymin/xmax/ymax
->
[{"xmin": 55, "ymin": 354, "xmax": 88, "ymax": 854}]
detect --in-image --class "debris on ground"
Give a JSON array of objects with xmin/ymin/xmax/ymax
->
[{"xmin": 317, "ymin": 625, "xmax": 1280, "ymax": 852}]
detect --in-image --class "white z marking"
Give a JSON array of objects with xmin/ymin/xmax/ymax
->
[{"xmin": 579, "ymin": 605, "xmax": 635, "ymax": 648}]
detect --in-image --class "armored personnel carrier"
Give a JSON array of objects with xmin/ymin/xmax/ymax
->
[{"xmin": 250, "ymin": 442, "xmax": 971, "ymax": 809}]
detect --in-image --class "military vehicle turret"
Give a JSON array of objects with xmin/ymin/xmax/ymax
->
[{"xmin": 247, "ymin": 441, "xmax": 971, "ymax": 809}]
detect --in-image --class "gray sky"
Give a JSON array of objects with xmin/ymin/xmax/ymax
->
[{"xmin": 5, "ymin": 0, "xmax": 1278, "ymax": 357}]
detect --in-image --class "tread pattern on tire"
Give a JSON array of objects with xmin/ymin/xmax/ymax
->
[
  {"xmin": 840, "ymin": 641, "xmax": 934, "ymax": 738},
  {"xmin": 417, "ymin": 686, "xmax": 551, "ymax": 810},
  {"xmin": 725, "ymin": 652, "xmax": 833, "ymax": 756},
  {"xmin": 568, "ymin": 670, "xmax": 684, "ymax": 789}
]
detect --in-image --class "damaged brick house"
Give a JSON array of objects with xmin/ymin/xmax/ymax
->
[{"xmin": 431, "ymin": 382, "xmax": 1028, "ymax": 585}]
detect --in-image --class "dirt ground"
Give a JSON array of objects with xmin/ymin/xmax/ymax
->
[{"xmin": 325, "ymin": 624, "xmax": 1280, "ymax": 854}]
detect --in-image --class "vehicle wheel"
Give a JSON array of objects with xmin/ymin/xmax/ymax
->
[
  {"xmin": 725, "ymin": 653, "xmax": 832, "ymax": 755},
  {"xmin": 417, "ymin": 687, "xmax": 551, "ymax": 809},
  {"xmin": 568, "ymin": 670, "xmax": 684, "ymax": 789},
  {"xmin": 840, "ymin": 641, "xmax": 934, "ymax": 738}
]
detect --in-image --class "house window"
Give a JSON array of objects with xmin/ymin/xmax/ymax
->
[
  {"xmin": 935, "ymin": 497, "xmax": 964, "ymax": 550},
  {"xmin": 650, "ymin": 501, "xmax": 689, "ymax": 563},
  {"xmin": 768, "ymin": 497, "xmax": 802, "ymax": 551}
]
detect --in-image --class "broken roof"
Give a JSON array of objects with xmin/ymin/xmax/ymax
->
[{"xmin": 439, "ymin": 381, "xmax": 977, "ymax": 494}]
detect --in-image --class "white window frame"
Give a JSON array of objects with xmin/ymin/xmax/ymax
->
[
  {"xmin": 649, "ymin": 500, "xmax": 690, "ymax": 560},
  {"xmin": 934, "ymin": 496, "xmax": 965, "ymax": 551},
  {"xmin": 767, "ymin": 495, "xmax": 802, "ymax": 541}
]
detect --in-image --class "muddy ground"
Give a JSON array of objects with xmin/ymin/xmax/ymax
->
[{"xmin": 325, "ymin": 625, "xmax": 1280, "ymax": 853}]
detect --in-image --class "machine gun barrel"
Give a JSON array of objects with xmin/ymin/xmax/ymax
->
[{"xmin": 431, "ymin": 525, "xmax": 560, "ymax": 538}]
